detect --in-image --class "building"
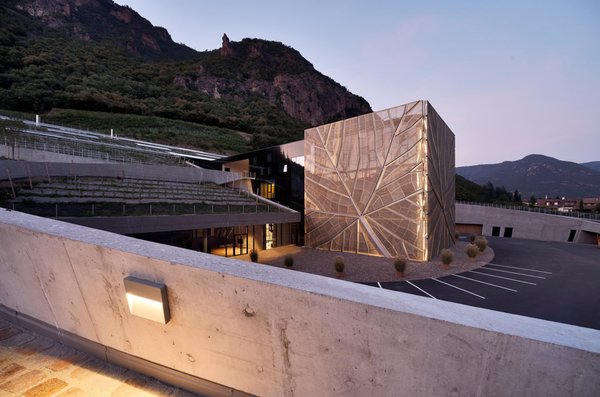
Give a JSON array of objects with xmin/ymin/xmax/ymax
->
[
  {"xmin": 536, "ymin": 197, "xmax": 600, "ymax": 213},
  {"xmin": 199, "ymin": 140, "xmax": 306, "ymax": 249},
  {"xmin": 211, "ymin": 100, "xmax": 457, "ymax": 261},
  {"xmin": 304, "ymin": 100, "xmax": 455, "ymax": 261}
]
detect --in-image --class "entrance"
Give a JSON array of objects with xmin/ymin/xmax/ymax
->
[
  {"xmin": 234, "ymin": 233, "xmax": 248, "ymax": 256},
  {"xmin": 265, "ymin": 224, "xmax": 276, "ymax": 250}
]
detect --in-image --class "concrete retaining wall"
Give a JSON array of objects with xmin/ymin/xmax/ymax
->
[
  {"xmin": 457, "ymin": 203, "xmax": 600, "ymax": 244},
  {"xmin": 1, "ymin": 144, "xmax": 117, "ymax": 164},
  {"xmin": 1, "ymin": 208, "xmax": 599, "ymax": 396},
  {"xmin": 0, "ymin": 159, "xmax": 242, "ymax": 185}
]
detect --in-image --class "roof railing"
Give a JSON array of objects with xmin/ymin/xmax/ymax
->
[{"xmin": 458, "ymin": 201, "xmax": 600, "ymax": 221}]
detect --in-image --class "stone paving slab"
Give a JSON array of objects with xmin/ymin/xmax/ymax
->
[{"xmin": 0, "ymin": 318, "xmax": 198, "ymax": 396}]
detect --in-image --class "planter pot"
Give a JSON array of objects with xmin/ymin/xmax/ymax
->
[
  {"xmin": 336, "ymin": 271, "xmax": 344, "ymax": 278},
  {"xmin": 396, "ymin": 271, "xmax": 405, "ymax": 278},
  {"xmin": 442, "ymin": 264, "xmax": 450, "ymax": 270}
]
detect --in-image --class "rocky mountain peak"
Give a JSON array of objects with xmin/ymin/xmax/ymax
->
[
  {"xmin": 0, "ymin": 0, "xmax": 372, "ymax": 151},
  {"xmin": 220, "ymin": 33, "xmax": 234, "ymax": 57},
  {"xmin": 174, "ymin": 36, "xmax": 371, "ymax": 126},
  {"xmin": 10, "ymin": 0, "xmax": 198, "ymax": 60}
]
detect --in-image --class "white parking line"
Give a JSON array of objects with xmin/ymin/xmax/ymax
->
[
  {"xmin": 480, "ymin": 267, "xmax": 546, "ymax": 279},
  {"xmin": 432, "ymin": 278, "xmax": 486, "ymax": 299},
  {"xmin": 377, "ymin": 282, "xmax": 383, "ymax": 289},
  {"xmin": 406, "ymin": 280, "xmax": 437, "ymax": 299},
  {"xmin": 468, "ymin": 270, "xmax": 537, "ymax": 285},
  {"xmin": 487, "ymin": 263, "xmax": 553, "ymax": 274},
  {"xmin": 452, "ymin": 274, "xmax": 518, "ymax": 292}
]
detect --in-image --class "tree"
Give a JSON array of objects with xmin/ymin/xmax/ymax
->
[
  {"xmin": 528, "ymin": 195, "xmax": 537, "ymax": 207},
  {"xmin": 485, "ymin": 182, "xmax": 495, "ymax": 202},
  {"xmin": 513, "ymin": 189, "xmax": 522, "ymax": 203}
]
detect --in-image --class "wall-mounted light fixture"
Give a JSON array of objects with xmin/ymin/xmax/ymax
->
[{"xmin": 123, "ymin": 276, "xmax": 170, "ymax": 324}]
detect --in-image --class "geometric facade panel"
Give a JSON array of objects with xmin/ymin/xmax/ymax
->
[
  {"xmin": 426, "ymin": 102, "xmax": 456, "ymax": 258},
  {"xmin": 304, "ymin": 100, "xmax": 455, "ymax": 261}
]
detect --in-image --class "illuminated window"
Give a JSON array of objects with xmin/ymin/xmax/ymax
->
[{"xmin": 260, "ymin": 183, "xmax": 275, "ymax": 199}]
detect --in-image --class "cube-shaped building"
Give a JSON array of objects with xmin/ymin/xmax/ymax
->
[{"xmin": 304, "ymin": 100, "xmax": 455, "ymax": 261}]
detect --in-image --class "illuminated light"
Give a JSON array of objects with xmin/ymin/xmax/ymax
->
[
  {"xmin": 422, "ymin": 116, "xmax": 429, "ymax": 261},
  {"xmin": 124, "ymin": 276, "xmax": 170, "ymax": 324}
]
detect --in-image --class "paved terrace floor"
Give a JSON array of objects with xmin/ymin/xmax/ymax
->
[{"xmin": 0, "ymin": 317, "xmax": 196, "ymax": 397}]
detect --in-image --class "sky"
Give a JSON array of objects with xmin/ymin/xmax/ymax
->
[{"xmin": 114, "ymin": 0, "xmax": 600, "ymax": 166}]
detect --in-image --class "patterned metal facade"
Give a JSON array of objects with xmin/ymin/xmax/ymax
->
[{"xmin": 304, "ymin": 100, "xmax": 455, "ymax": 261}]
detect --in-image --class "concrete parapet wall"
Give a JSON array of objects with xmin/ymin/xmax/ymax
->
[
  {"xmin": 0, "ymin": 159, "xmax": 242, "ymax": 185},
  {"xmin": 1, "ymin": 144, "xmax": 115, "ymax": 164},
  {"xmin": 457, "ymin": 203, "xmax": 600, "ymax": 243},
  {"xmin": 0, "ymin": 208, "xmax": 599, "ymax": 396},
  {"xmin": 63, "ymin": 211, "xmax": 301, "ymax": 234}
]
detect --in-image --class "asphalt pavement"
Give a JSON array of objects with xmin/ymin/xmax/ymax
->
[{"xmin": 364, "ymin": 237, "xmax": 600, "ymax": 330}]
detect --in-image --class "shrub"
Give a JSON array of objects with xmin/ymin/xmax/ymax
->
[
  {"xmin": 249, "ymin": 249, "xmax": 258, "ymax": 263},
  {"xmin": 441, "ymin": 249, "xmax": 454, "ymax": 266},
  {"xmin": 466, "ymin": 244, "xmax": 479, "ymax": 258},
  {"xmin": 393, "ymin": 257, "xmax": 407, "ymax": 273},
  {"xmin": 469, "ymin": 234, "xmax": 477, "ymax": 243},
  {"xmin": 475, "ymin": 236, "xmax": 488, "ymax": 252},
  {"xmin": 284, "ymin": 254, "xmax": 294, "ymax": 267},
  {"xmin": 334, "ymin": 256, "xmax": 345, "ymax": 273}
]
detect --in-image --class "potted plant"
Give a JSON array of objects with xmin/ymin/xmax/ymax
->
[
  {"xmin": 466, "ymin": 244, "xmax": 479, "ymax": 262},
  {"xmin": 334, "ymin": 256, "xmax": 345, "ymax": 278},
  {"xmin": 440, "ymin": 249, "xmax": 453, "ymax": 270},
  {"xmin": 249, "ymin": 249, "xmax": 258, "ymax": 263},
  {"xmin": 284, "ymin": 254, "xmax": 294, "ymax": 268},
  {"xmin": 474, "ymin": 236, "xmax": 488, "ymax": 252},
  {"xmin": 393, "ymin": 257, "xmax": 407, "ymax": 278}
]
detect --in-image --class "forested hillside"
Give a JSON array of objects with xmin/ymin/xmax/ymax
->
[{"xmin": 0, "ymin": 0, "xmax": 370, "ymax": 153}]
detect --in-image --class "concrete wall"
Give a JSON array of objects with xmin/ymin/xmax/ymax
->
[
  {"xmin": 0, "ymin": 144, "xmax": 115, "ymax": 164},
  {"xmin": 457, "ymin": 203, "xmax": 600, "ymax": 244},
  {"xmin": 63, "ymin": 211, "xmax": 301, "ymax": 235},
  {"xmin": 0, "ymin": 159, "xmax": 243, "ymax": 185},
  {"xmin": 1, "ymin": 208, "xmax": 599, "ymax": 397}
]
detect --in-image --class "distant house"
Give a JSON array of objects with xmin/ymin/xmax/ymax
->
[
  {"xmin": 536, "ymin": 197, "xmax": 600, "ymax": 212},
  {"xmin": 536, "ymin": 197, "xmax": 578, "ymax": 212},
  {"xmin": 582, "ymin": 197, "xmax": 600, "ymax": 211}
]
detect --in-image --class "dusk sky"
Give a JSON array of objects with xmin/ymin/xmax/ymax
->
[{"xmin": 115, "ymin": 0, "xmax": 599, "ymax": 166}]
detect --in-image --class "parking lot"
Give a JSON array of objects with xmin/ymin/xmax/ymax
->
[{"xmin": 365, "ymin": 237, "xmax": 600, "ymax": 330}]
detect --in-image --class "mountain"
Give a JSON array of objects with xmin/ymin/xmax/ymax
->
[
  {"xmin": 0, "ymin": 0, "xmax": 371, "ymax": 152},
  {"xmin": 457, "ymin": 155, "xmax": 600, "ymax": 198},
  {"xmin": 581, "ymin": 161, "xmax": 600, "ymax": 173},
  {"xmin": 455, "ymin": 174, "xmax": 489, "ymax": 202},
  {"xmin": 6, "ymin": 0, "xmax": 198, "ymax": 61}
]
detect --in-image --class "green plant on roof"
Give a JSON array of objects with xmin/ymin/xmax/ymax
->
[
  {"xmin": 441, "ymin": 249, "xmax": 454, "ymax": 269},
  {"xmin": 466, "ymin": 244, "xmax": 479, "ymax": 259},
  {"xmin": 474, "ymin": 236, "xmax": 488, "ymax": 252},
  {"xmin": 334, "ymin": 256, "xmax": 345, "ymax": 274},
  {"xmin": 249, "ymin": 249, "xmax": 258, "ymax": 263},
  {"xmin": 284, "ymin": 254, "xmax": 294, "ymax": 267},
  {"xmin": 393, "ymin": 257, "xmax": 407, "ymax": 278}
]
